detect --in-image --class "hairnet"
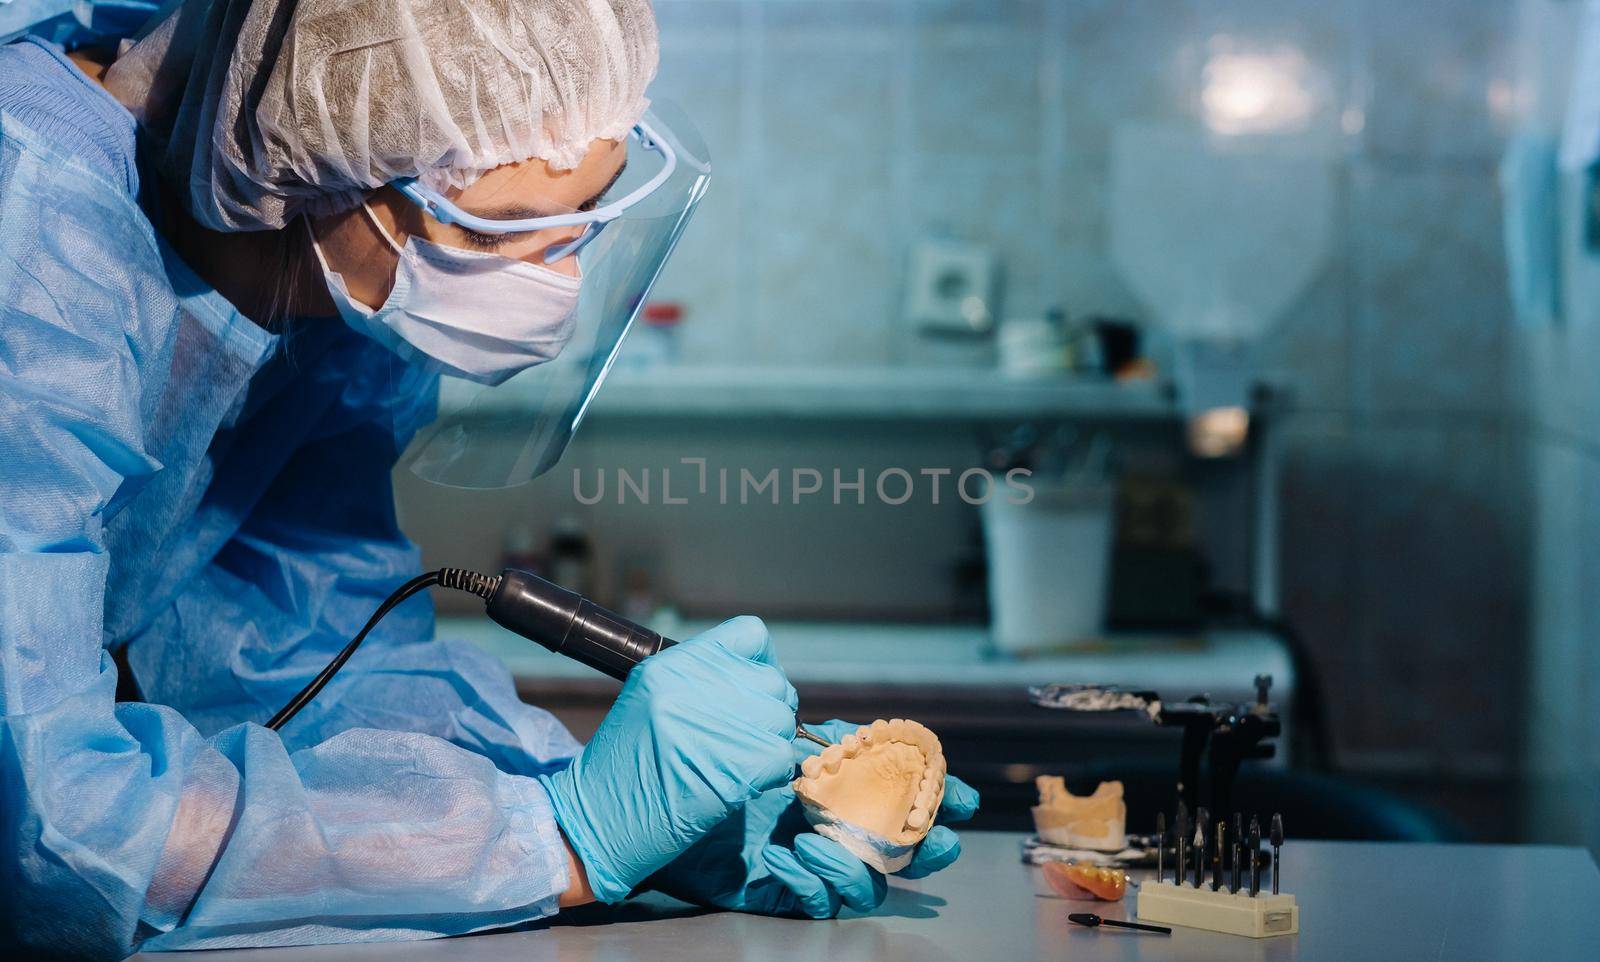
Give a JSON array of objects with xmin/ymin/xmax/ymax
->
[{"xmin": 104, "ymin": 0, "xmax": 659, "ymax": 231}]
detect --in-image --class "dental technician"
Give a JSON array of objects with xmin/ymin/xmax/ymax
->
[{"xmin": 0, "ymin": 1, "xmax": 975, "ymax": 956}]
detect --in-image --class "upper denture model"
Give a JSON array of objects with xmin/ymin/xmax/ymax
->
[{"xmin": 792, "ymin": 718, "xmax": 947, "ymax": 872}]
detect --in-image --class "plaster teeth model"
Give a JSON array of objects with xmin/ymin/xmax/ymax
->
[
  {"xmin": 1031, "ymin": 777, "xmax": 1126, "ymax": 851},
  {"xmin": 793, "ymin": 718, "xmax": 946, "ymax": 872}
]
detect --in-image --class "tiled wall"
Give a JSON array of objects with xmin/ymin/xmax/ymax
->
[
  {"xmin": 405, "ymin": 0, "xmax": 1552, "ymax": 836},
  {"xmin": 648, "ymin": 0, "xmax": 1513, "ymax": 389}
]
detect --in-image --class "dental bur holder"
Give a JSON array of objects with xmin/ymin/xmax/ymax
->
[{"xmin": 1136, "ymin": 881, "xmax": 1299, "ymax": 938}]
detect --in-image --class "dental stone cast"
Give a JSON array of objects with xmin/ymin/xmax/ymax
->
[
  {"xmin": 792, "ymin": 718, "xmax": 947, "ymax": 872},
  {"xmin": 1031, "ymin": 778, "xmax": 1127, "ymax": 851}
]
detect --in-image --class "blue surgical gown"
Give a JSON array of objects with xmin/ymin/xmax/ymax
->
[{"xmin": 0, "ymin": 37, "xmax": 582, "ymax": 957}]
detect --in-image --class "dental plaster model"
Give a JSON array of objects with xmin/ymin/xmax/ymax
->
[
  {"xmin": 1031, "ymin": 777, "xmax": 1126, "ymax": 851},
  {"xmin": 792, "ymin": 718, "xmax": 946, "ymax": 872}
]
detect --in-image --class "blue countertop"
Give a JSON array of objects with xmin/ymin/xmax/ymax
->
[{"xmin": 135, "ymin": 833, "xmax": 1600, "ymax": 962}]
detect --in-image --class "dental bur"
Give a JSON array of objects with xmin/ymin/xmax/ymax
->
[
  {"xmin": 1213, "ymin": 819, "xmax": 1226, "ymax": 891},
  {"xmin": 1175, "ymin": 802, "xmax": 1189, "ymax": 888},
  {"xmin": 1270, "ymin": 814, "xmax": 1284, "ymax": 895},
  {"xmin": 1248, "ymin": 816, "xmax": 1262, "ymax": 896},
  {"xmin": 1156, "ymin": 811, "xmax": 1166, "ymax": 884},
  {"xmin": 1232, "ymin": 812, "xmax": 1244, "ymax": 893}
]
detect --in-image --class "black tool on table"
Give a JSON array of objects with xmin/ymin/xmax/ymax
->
[
  {"xmin": 1069, "ymin": 913, "xmax": 1172, "ymax": 936},
  {"xmin": 1270, "ymin": 813, "xmax": 1284, "ymax": 895},
  {"xmin": 1231, "ymin": 812, "xmax": 1244, "ymax": 893},
  {"xmin": 1192, "ymin": 808, "xmax": 1209, "ymax": 887},
  {"xmin": 1248, "ymin": 816, "xmax": 1262, "ymax": 896},
  {"xmin": 1175, "ymin": 802, "xmax": 1188, "ymax": 888},
  {"xmin": 1155, "ymin": 811, "xmax": 1166, "ymax": 884}
]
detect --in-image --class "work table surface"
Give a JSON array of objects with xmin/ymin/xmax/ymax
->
[{"xmin": 141, "ymin": 831, "xmax": 1600, "ymax": 961}]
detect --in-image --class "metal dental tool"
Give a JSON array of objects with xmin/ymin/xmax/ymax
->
[
  {"xmin": 1193, "ymin": 808, "xmax": 1209, "ymax": 887},
  {"xmin": 1156, "ymin": 811, "xmax": 1166, "ymax": 884},
  {"xmin": 795, "ymin": 728, "xmax": 833, "ymax": 748},
  {"xmin": 1248, "ymin": 816, "xmax": 1262, "ymax": 896},
  {"xmin": 1271, "ymin": 813, "xmax": 1284, "ymax": 895},
  {"xmin": 266, "ymin": 566, "xmax": 834, "ymax": 747},
  {"xmin": 1175, "ymin": 802, "xmax": 1189, "ymax": 888}
]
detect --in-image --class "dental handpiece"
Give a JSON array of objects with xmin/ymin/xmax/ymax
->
[
  {"xmin": 485, "ymin": 567, "xmax": 832, "ymax": 747},
  {"xmin": 266, "ymin": 566, "xmax": 832, "ymax": 747}
]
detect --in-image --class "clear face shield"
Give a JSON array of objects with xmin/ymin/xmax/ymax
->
[{"xmin": 384, "ymin": 102, "xmax": 710, "ymax": 488}]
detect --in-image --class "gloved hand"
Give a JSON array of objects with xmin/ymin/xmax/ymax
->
[
  {"xmin": 647, "ymin": 718, "xmax": 981, "ymax": 918},
  {"xmin": 538, "ymin": 617, "xmax": 799, "ymax": 903}
]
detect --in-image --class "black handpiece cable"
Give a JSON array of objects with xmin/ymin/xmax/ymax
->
[
  {"xmin": 265, "ymin": 568, "xmax": 499, "ymax": 731},
  {"xmin": 265, "ymin": 565, "xmax": 833, "ymax": 746}
]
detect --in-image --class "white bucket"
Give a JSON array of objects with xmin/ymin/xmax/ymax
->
[{"xmin": 981, "ymin": 480, "xmax": 1115, "ymax": 653}]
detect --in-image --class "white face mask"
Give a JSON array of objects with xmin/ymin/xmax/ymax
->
[{"xmin": 308, "ymin": 204, "xmax": 582, "ymax": 386}]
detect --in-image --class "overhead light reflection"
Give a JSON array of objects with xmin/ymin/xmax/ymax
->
[
  {"xmin": 1201, "ymin": 40, "xmax": 1318, "ymax": 136},
  {"xmin": 1187, "ymin": 406, "xmax": 1251, "ymax": 458}
]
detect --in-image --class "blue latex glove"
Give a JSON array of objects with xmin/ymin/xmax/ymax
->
[
  {"xmin": 648, "ymin": 718, "xmax": 981, "ymax": 918},
  {"xmin": 538, "ymin": 617, "xmax": 800, "ymax": 902}
]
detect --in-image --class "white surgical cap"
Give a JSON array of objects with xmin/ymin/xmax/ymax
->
[{"xmin": 105, "ymin": 0, "xmax": 659, "ymax": 231}]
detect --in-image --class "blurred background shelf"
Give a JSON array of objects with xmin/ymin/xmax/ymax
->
[
  {"xmin": 442, "ymin": 615, "xmax": 1290, "ymax": 692},
  {"xmin": 440, "ymin": 366, "xmax": 1177, "ymax": 422}
]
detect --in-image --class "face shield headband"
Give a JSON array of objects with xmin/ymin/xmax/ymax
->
[{"xmin": 391, "ymin": 118, "xmax": 679, "ymax": 265}]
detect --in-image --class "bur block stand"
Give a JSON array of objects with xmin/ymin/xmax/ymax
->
[{"xmin": 1136, "ymin": 881, "xmax": 1299, "ymax": 938}]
